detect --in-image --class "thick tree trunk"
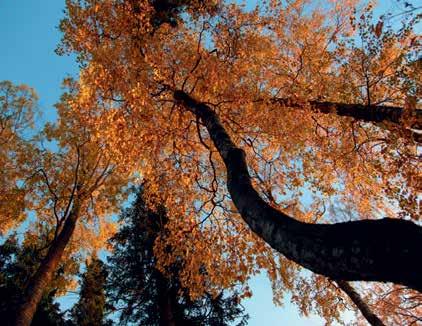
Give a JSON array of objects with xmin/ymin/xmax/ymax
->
[
  {"xmin": 174, "ymin": 90, "xmax": 422, "ymax": 292},
  {"xmin": 13, "ymin": 205, "xmax": 80, "ymax": 326},
  {"xmin": 336, "ymin": 280, "xmax": 385, "ymax": 326}
]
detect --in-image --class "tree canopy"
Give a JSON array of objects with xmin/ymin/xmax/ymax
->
[{"xmin": 1, "ymin": 0, "xmax": 421, "ymax": 325}]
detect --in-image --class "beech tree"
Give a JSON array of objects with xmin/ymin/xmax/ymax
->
[
  {"xmin": 55, "ymin": 0, "xmax": 421, "ymax": 324},
  {"xmin": 1, "ymin": 81, "xmax": 132, "ymax": 325}
]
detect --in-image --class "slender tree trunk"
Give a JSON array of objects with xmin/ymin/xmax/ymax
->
[
  {"xmin": 173, "ymin": 90, "xmax": 422, "ymax": 292},
  {"xmin": 13, "ymin": 205, "xmax": 80, "ymax": 326},
  {"xmin": 270, "ymin": 98, "xmax": 410, "ymax": 124},
  {"xmin": 336, "ymin": 280, "xmax": 386, "ymax": 326},
  {"xmin": 271, "ymin": 98, "xmax": 422, "ymax": 125},
  {"xmin": 266, "ymin": 98, "xmax": 422, "ymax": 142},
  {"xmin": 158, "ymin": 296, "xmax": 176, "ymax": 326},
  {"xmin": 156, "ymin": 272, "xmax": 176, "ymax": 326}
]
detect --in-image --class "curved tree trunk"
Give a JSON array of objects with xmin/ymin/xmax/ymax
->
[
  {"xmin": 14, "ymin": 205, "xmax": 80, "ymax": 326},
  {"xmin": 173, "ymin": 90, "xmax": 422, "ymax": 292},
  {"xmin": 336, "ymin": 280, "xmax": 385, "ymax": 326}
]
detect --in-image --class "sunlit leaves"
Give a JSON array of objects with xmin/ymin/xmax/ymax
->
[
  {"xmin": 50, "ymin": 0, "xmax": 422, "ymax": 323},
  {"xmin": 0, "ymin": 81, "xmax": 38, "ymax": 233}
]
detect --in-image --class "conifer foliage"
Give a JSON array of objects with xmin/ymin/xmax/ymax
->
[
  {"xmin": 106, "ymin": 187, "xmax": 249, "ymax": 325},
  {"xmin": 70, "ymin": 256, "xmax": 110, "ymax": 326}
]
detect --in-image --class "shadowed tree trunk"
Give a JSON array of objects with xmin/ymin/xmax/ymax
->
[
  {"xmin": 156, "ymin": 272, "xmax": 176, "ymax": 326},
  {"xmin": 173, "ymin": 89, "xmax": 422, "ymax": 292},
  {"xmin": 336, "ymin": 280, "xmax": 386, "ymax": 326},
  {"xmin": 13, "ymin": 204, "xmax": 80, "ymax": 326}
]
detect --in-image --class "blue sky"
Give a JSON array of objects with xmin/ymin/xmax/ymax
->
[{"xmin": 2, "ymin": 1, "xmax": 418, "ymax": 325}]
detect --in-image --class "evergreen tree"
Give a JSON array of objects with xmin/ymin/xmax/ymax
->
[
  {"xmin": 70, "ymin": 256, "xmax": 110, "ymax": 326},
  {"xmin": 107, "ymin": 188, "xmax": 248, "ymax": 325},
  {"xmin": 0, "ymin": 236, "xmax": 69, "ymax": 326}
]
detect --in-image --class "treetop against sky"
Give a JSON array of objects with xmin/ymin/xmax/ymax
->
[{"xmin": 1, "ymin": 1, "xmax": 421, "ymax": 325}]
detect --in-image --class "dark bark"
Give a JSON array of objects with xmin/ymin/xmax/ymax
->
[
  {"xmin": 271, "ymin": 98, "xmax": 422, "ymax": 142},
  {"xmin": 156, "ymin": 272, "xmax": 176, "ymax": 326},
  {"xmin": 271, "ymin": 98, "xmax": 421, "ymax": 125},
  {"xmin": 13, "ymin": 204, "xmax": 80, "ymax": 326},
  {"xmin": 336, "ymin": 280, "xmax": 386, "ymax": 326},
  {"xmin": 174, "ymin": 90, "xmax": 422, "ymax": 292}
]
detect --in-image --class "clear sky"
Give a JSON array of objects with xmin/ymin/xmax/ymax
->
[{"xmin": 2, "ymin": 1, "xmax": 417, "ymax": 325}]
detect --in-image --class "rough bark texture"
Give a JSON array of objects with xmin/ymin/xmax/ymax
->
[
  {"xmin": 336, "ymin": 280, "xmax": 386, "ymax": 326},
  {"xmin": 174, "ymin": 90, "xmax": 422, "ymax": 292},
  {"xmin": 14, "ymin": 205, "xmax": 80, "ymax": 326}
]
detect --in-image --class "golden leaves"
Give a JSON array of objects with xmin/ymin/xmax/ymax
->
[
  {"xmin": 0, "ymin": 81, "xmax": 38, "ymax": 234},
  {"xmin": 50, "ymin": 0, "xmax": 422, "ymax": 322}
]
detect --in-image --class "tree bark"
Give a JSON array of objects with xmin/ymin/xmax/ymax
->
[
  {"xmin": 336, "ymin": 280, "xmax": 386, "ymax": 326},
  {"xmin": 174, "ymin": 89, "xmax": 422, "ymax": 292},
  {"xmin": 13, "ymin": 204, "xmax": 80, "ymax": 326},
  {"xmin": 271, "ymin": 98, "xmax": 419, "ymax": 124},
  {"xmin": 270, "ymin": 98, "xmax": 422, "ymax": 142},
  {"xmin": 156, "ymin": 272, "xmax": 176, "ymax": 326}
]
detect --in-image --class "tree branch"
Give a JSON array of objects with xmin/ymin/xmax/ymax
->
[
  {"xmin": 270, "ymin": 98, "xmax": 421, "ymax": 125},
  {"xmin": 336, "ymin": 280, "xmax": 386, "ymax": 326},
  {"xmin": 174, "ymin": 89, "xmax": 422, "ymax": 292}
]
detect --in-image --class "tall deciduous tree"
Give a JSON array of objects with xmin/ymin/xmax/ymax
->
[
  {"xmin": 107, "ymin": 187, "xmax": 249, "ymax": 325},
  {"xmin": 6, "ymin": 82, "xmax": 132, "ymax": 326},
  {"xmin": 56, "ymin": 0, "xmax": 421, "ymax": 324}
]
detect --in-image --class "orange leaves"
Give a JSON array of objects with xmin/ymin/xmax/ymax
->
[
  {"xmin": 0, "ymin": 81, "xmax": 39, "ymax": 234},
  {"xmin": 51, "ymin": 1, "xmax": 422, "ymax": 323}
]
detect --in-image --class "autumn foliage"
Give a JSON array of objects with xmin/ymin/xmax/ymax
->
[{"xmin": 1, "ymin": 0, "xmax": 421, "ymax": 325}]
